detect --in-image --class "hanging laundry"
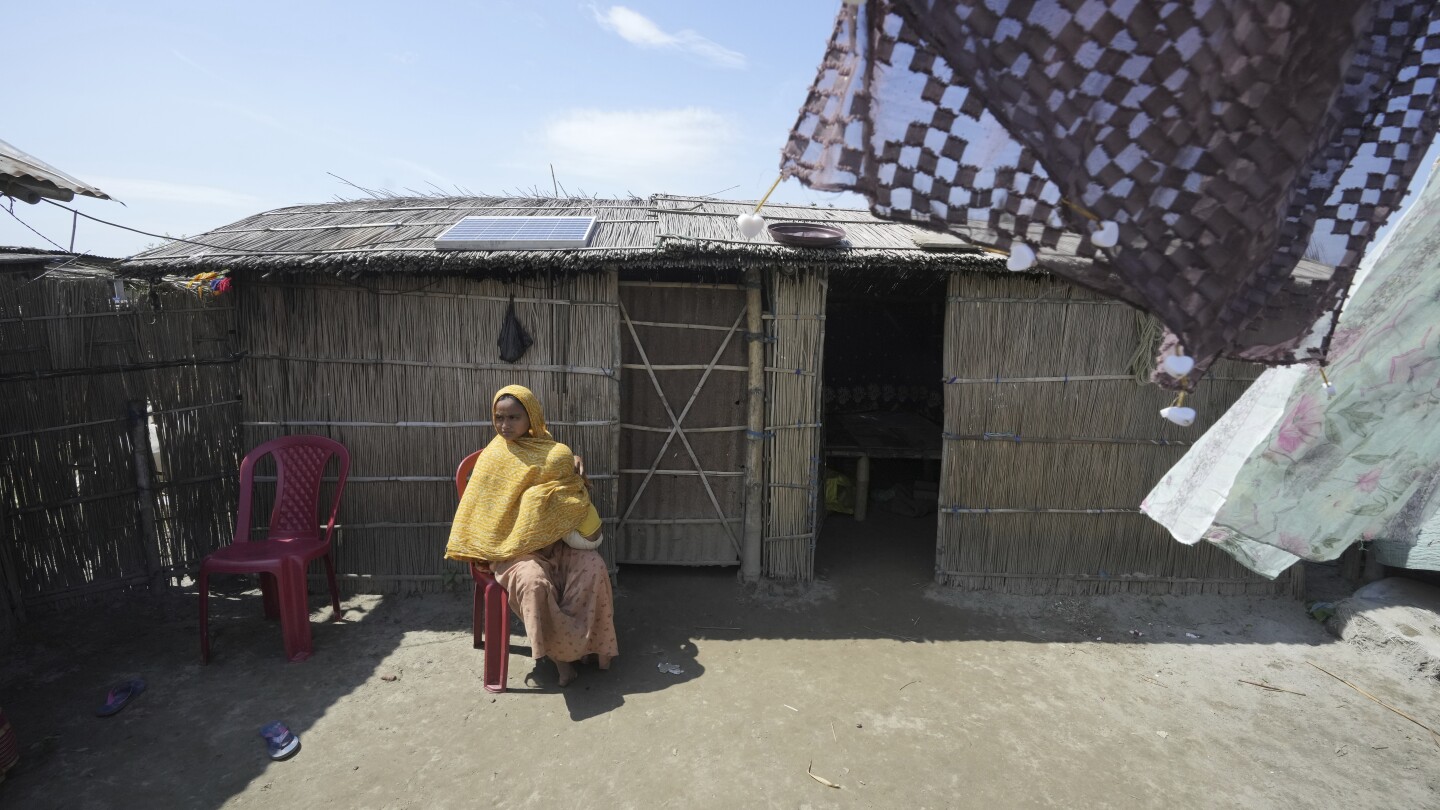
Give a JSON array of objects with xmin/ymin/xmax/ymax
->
[
  {"xmin": 1142, "ymin": 168, "xmax": 1440, "ymax": 576},
  {"xmin": 781, "ymin": 1, "xmax": 1440, "ymax": 387}
]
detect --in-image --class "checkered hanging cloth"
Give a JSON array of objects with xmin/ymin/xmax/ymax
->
[{"xmin": 782, "ymin": 0, "xmax": 1440, "ymax": 387}]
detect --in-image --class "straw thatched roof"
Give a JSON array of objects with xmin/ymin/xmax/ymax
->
[
  {"xmin": 121, "ymin": 194, "xmax": 1006, "ymax": 277},
  {"xmin": 0, "ymin": 246, "xmax": 116, "ymax": 272}
]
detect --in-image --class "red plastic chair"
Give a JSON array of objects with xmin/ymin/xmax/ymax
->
[
  {"xmin": 456, "ymin": 448, "xmax": 511, "ymax": 693},
  {"xmin": 199, "ymin": 435, "xmax": 350, "ymax": 664}
]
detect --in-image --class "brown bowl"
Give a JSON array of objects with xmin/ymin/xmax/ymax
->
[{"xmin": 767, "ymin": 222, "xmax": 846, "ymax": 247}]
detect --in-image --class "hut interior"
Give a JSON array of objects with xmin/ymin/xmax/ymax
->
[{"xmin": 817, "ymin": 269, "xmax": 949, "ymax": 579}]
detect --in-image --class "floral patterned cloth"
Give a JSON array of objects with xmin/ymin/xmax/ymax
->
[{"xmin": 1142, "ymin": 168, "xmax": 1440, "ymax": 577}]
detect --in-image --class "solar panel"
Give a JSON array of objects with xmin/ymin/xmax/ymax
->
[{"xmin": 433, "ymin": 216, "xmax": 597, "ymax": 250}]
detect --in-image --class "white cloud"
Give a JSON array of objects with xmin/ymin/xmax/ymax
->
[
  {"xmin": 84, "ymin": 177, "xmax": 263, "ymax": 208},
  {"xmin": 592, "ymin": 6, "xmax": 746, "ymax": 69},
  {"xmin": 543, "ymin": 108, "xmax": 737, "ymax": 183}
]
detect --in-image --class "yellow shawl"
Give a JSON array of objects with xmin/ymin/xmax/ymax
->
[{"xmin": 444, "ymin": 385, "xmax": 593, "ymax": 563}]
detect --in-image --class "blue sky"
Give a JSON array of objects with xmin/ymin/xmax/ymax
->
[
  {"xmin": 2, "ymin": 1, "xmax": 864, "ymax": 257},
  {"xmin": 4, "ymin": 1, "xmax": 1436, "ymax": 259}
]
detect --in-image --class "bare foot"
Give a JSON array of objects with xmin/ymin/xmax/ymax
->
[
  {"xmin": 555, "ymin": 659, "xmax": 579, "ymax": 687},
  {"xmin": 576, "ymin": 653, "xmax": 613, "ymax": 671}
]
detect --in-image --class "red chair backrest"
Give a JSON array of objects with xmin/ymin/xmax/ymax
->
[
  {"xmin": 455, "ymin": 448, "xmax": 484, "ymax": 500},
  {"xmin": 236, "ymin": 435, "xmax": 350, "ymax": 544}
]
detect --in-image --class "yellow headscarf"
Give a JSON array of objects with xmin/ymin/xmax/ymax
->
[{"xmin": 444, "ymin": 385, "xmax": 593, "ymax": 563}]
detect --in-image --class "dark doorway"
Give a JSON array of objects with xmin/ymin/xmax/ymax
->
[{"xmin": 816, "ymin": 271, "xmax": 947, "ymax": 582}]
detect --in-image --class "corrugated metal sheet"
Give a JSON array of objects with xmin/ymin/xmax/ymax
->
[{"xmin": 0, "ymin": 139, "xmax": 111, "ymax": 204}]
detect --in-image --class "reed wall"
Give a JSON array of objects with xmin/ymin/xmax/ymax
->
[
  {"xmin": 1, "ymin": 264, "xmax": 239, "ymax": 640},
  {"xmin": 235, "ymin": 273, "xmax": 620, "ymax": 592},
  {"xmin": 937, "ymin": 272, "xmax": 1301, "ymax": 596},
  {"xmin": 764, "ymin": 269, "xmax": 827, "ymax": 580}
]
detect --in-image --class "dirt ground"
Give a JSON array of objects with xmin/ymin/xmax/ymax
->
[{"xmin": 2, "ymin": 512, "xmax": 1437, "ymax": 809}]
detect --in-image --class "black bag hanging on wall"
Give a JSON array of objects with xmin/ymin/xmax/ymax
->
[{"xmin": 498, "ymin": 295, "xmax": 533, "ymax": 363}]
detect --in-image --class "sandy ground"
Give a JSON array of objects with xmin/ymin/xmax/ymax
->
[{"xmin": 1, "ymin": 513, "xmax": 1437, "ymax": 809}]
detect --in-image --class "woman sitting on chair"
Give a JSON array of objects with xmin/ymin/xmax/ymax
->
[{"xmin": 445, "ymin": 384, "xmax": 617, "ymax": 687}]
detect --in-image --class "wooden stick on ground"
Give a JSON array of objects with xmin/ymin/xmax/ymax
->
[
  {"xmin": 1239, "ymin": 679, "xmax": 1306, "ymax": 697},
  {"xmin": 1306, "ymin": 661, "xmax": 1439, "ymax": 747}
]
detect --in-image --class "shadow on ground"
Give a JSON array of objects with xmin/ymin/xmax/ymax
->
[{"xmin": 0, "ymin": 510, "xmax": 1351, "ymax": 809}]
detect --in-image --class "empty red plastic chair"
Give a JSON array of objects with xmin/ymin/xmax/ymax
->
[
  {"xmin": 199, "ymin": 435, "xmax": 349, "ymax": 663},
  {"xmin": 456, "ymin": 448, "xmax": 510, "ymax": 693}
]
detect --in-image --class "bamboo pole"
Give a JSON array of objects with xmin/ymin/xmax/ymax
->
[
  {"xmin": 618, "ymin": 469, "xmax": 741, "ymax": 477},
  {"xmin": 621, "ymin": 363, "xmax": 748, "ymax": 372},
  {"xmin": 256, "ymin": 281, "xmax": 618, "ymax": 308},
  {"xmin": 0, "ymin": 519, "xmax": 25, "ymax": 638},
  {"xmin": 618, "ymin": 280, "xmax": 745, "ymax": 290},
  {"xmin": 625, "ymin": 319, "xmax": 738, "ymax": 332},
  {"xmin": 854, "ymin": 455, "xmax": 871, "ymax": 521},
  {"xmin": 128, "ymin": 401, "xmax": 164, "ymax": 592},
  {"xmin": 248, "ymin": 354, "xmax": 617, "ymax": 378},
  {"xmin": 741, "ymin": 267, "xmax": 765, "ymax": 583},
  {"xmin": 244, "ymin": 419, "xmax": 614, "ymax": 429},
  {"xmin": 622, "ymin": 423, "xmax": 746, "ymax": 433}
]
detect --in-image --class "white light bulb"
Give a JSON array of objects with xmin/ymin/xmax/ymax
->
[
  {"xmin": 1160, "ymin": 406, "xmax": 1196, "ymax": 427},
  {"xmin": 737, "ymin": 213, "xmax": 765, "ymax": 239},
  {"xmin": 1161, "ymin": 355, "xmax": 1195, "ymax": 377},
  {"xmin": 1006, "ymin": 243, "xmax": 1036, "ymax": 272},
  {"xmin": 1090, "ymin": 220, "xmax": 1119, "ymax": 248}
]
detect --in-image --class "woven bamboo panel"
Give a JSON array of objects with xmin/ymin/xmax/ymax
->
[
  {"xmin": 1, "ymin": 265, "xmax": 239, "ymax": 627},
  {"xmin": 764, "ymin": 269, "xmax": 826, "ymax": 580},
  {"xmin": 236, "ymin": 272, "xmax": 620, "ymax": 592},
  {"xmin": 615, "ymin": 283, "xmax": 748, "ymax": 565},
  {"xmin": 937, "ymin": 271, "xmax": 1299, "ymax": 596}
]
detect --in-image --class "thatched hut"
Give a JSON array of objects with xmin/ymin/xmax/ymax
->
[{"xmin": 119, "ymin": 194, "xmax": 1298, "ymax": 597}]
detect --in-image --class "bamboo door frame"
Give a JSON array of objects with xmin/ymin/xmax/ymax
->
[
  {"xmin": 938, "ymin": 272, "xmax": 958, "ymax": 584},
  {"xmin": 762, "ymin": 268, "xmax": 827, "ymax": 580},
  {"xmin": 616, "ymin": 300, "xmax": 747, "ymax": 559}
]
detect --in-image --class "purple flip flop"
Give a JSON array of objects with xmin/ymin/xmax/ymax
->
[
  {"xmin": 259, "ymin": 721, "xmax": 300, "ymax": 760},
  {"xmin": 95, "ymin": 678, "xmax": 146, "ymax": 717}
]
